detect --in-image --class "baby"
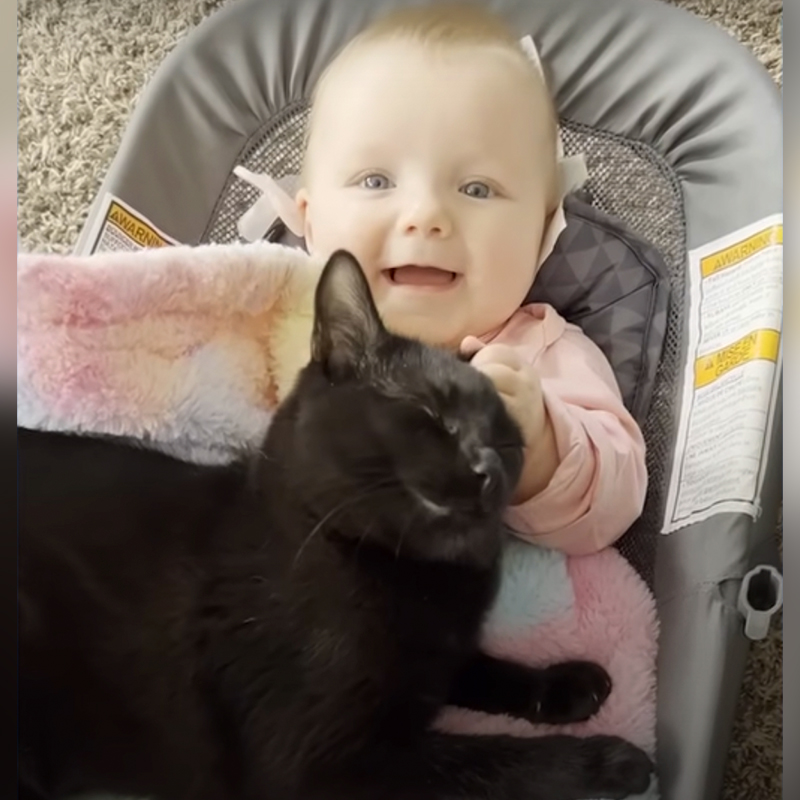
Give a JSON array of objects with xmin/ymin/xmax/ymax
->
[{"xmin": 293, "ymin": 3, "xmax": 647, "ymax": 555}]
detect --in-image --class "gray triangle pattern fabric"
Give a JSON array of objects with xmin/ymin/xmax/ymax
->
[
  {"xmin": 527, "ymin": 194, "xmax": 670, "ymax": 426},
  {"xmin": 527, "ymin": 194, "xmax": 673, "ymax": 589}
]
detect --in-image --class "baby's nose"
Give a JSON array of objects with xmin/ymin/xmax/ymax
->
[{"xmin": 402, "ymin": 197, "xmax": 451, "ymax": 237}]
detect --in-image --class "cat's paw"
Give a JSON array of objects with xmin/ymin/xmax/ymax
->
[
  {"xmin": 532, "ymin": 660, "xmax": 613, "ymax": 724},
  {"xmin": 581, "ymin": 735, "xmax": 654, "ymax": 799}
]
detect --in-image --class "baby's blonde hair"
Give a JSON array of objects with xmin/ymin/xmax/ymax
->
[{"xmin": 301, "ymin": 3, "xmax": 560, "ymax": 208}]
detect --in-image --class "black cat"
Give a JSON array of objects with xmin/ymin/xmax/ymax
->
[{"xmin": 18, "ymin": 250, "xmax": 653, "ymax": 800}]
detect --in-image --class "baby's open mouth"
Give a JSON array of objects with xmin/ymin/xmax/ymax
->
[{"xmin": 385, "ymin": 265, "xmax": 458, "ymax": 287}]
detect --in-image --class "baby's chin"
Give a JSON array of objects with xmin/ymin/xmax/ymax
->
[
  {"xmin": 376, "ymin": 302, "xmax": 467, "ymax": 352},
  {"xmin": 378, "ymin": 303, "xmax": 463, "ymax": 350},
  {"xmin": 370, "ymin": 282, "xmax": 515, "ymax": 351}
]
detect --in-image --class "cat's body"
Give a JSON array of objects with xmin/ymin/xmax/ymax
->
[
  {"xmin": 19, "ymin": 251, "xmax": 652, "ymax": 800},
  {"xmin": 20, "ymin": 425, "xmax": 498, "ymax": 800}
]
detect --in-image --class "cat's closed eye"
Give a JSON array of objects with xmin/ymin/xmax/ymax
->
[{"xmin": 421, "ymin": 406, "xmax": 459, "ymax": 437}]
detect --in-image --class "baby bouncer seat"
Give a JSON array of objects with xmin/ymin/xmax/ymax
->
[{"xmin": 70, "ymin": 0, "xmax": 783, "ymax": 798}]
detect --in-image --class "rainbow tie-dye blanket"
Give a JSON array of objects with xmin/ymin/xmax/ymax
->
[{"xmin": 17, "ymin": 241, "xmax": 659, "ymax": 799}]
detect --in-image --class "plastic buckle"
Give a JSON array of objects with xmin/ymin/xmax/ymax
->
[{"xmin": 737, "ymin": 564, "xmax": 783, "ymax": 640}]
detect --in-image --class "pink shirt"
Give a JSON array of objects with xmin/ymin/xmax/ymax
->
[{"xmin": 484, "ymin": 304, "xmax": 647, "ymax": 556}]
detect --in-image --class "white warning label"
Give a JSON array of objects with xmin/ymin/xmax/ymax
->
[
  {"xmin": 663, "ymin": 214, "xmax": 782, "ymax": 533},
  {"xmin": 86, "ymin": 194, "xmax": 179, "ymax": 253}
]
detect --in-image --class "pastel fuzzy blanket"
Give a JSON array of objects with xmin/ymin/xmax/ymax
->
[{"xmin": 17, "ymin": 241, "xmax": 659, "ymax": 798}]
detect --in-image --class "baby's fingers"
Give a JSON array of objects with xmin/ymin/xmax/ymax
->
[
  {"xmin": 468, "ymin": 343, "xmax": 524, "ymax": 372},
  {"xmin": 473, "ymin": 362, "xmax": 526, "ymax": 398},
  {"xmin": 459, "ymin": 335, "xmax": 484, "ymax": 359}
]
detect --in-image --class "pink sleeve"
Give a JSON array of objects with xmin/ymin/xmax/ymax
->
[{"xmin": 503, "ymin": 324, "xmax": 647, "ymax": 556}]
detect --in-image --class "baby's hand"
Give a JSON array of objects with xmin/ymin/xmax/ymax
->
[
  {"xmin": 461, "ymin": 336, "xmax": 559, "ymax": 502},
  {"xmin": 460, "ymin": 337, "xmax": 546, "ymax": 448}
]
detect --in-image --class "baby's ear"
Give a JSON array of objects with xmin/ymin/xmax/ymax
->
[{"xmin": 311, "ymin": 250, "xmax": 385, "ymax": 378}]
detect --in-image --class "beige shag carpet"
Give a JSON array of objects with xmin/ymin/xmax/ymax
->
[{"xmin": 17, "ymin": 0, "xmax": 783, "ymax": 798}]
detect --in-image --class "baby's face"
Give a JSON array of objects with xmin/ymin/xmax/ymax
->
[{"xmin": 297, "ymin": 40, "xmax": 556, "ymax": 349}]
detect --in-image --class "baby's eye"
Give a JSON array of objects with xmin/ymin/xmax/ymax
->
[
  {"xmin": 460, "ymin": 181, "xmax": 494, "ymax": 199},
  {"xmin": 360, "ymin": 173, "xmax": 392, "ymax": 190}
]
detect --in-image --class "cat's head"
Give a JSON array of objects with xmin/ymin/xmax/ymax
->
[{"xmin": 269, "ymin": 250, "xmax": 524, "ymax": 566}]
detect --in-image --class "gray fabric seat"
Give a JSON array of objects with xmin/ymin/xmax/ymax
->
[{"xmin": 72, "ymin": 1, "xmax": 783, "ymax": 798}]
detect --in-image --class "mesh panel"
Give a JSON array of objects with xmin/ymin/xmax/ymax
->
[
  {"xmin": 203, "ymin": 106, "xmax": 687, "ymax": 587},
  {"xmin": 560, "ymin": 121, "xmax": 686, "ymax": 587},
  {"xmin": 203, "ymin": 104, "xmax": 311, "ymax": 245}
]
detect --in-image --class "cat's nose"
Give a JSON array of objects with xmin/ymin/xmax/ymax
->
[{"xmin": 471, "ymin": 447, "xmax": 503, "ymax": 510}]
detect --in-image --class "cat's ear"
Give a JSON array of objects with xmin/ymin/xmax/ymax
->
[{"xmin": 311, "ymin": 250, "xmax": 385, "ymax": 376}]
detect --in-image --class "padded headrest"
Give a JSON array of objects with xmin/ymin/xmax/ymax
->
[{"xmin": 76, "ymin": 0, "xmax": 781, "ymax": 254}]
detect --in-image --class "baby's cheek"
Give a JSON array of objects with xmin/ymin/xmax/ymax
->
[
  {"xmin": 490, "ymin": 227, "xmax": 544, "ymax": 292},
  {"xmin": 308, "ymin": 204, "xmax": 379, "ymax": 266}
]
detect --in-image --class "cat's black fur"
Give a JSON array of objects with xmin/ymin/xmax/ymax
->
[{"xmin": 19, "ymin": 251, "xmax": 653, "ymax": 800}]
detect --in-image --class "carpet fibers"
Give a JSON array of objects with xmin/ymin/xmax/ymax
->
[{"xmin": 17, "ymin": 1, "xmax": 783, "ymax": 798}]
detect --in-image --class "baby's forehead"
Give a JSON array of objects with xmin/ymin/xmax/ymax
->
[
  {"xmin": 302, "ymin": 37, "xmax": 558, "ymax": 193},
  {"xmin": 307, "ymin": 40, "xmax": 555, "ymax": 154},
  {"xmin": 317, "ymin": 38, "xmax": 545, "ymax": 110}
]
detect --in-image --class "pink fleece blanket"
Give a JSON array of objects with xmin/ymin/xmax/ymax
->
[{"xmin": 17, "ymin": 242, "xmax": 659, "ymax": 798}]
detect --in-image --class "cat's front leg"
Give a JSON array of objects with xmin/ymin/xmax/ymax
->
[
  {"xmin": 307, "ymin": 730, "xmax": 653, "ymax": 800},
  {"xmin": 448, "ymin": 652, "xmax": 612, "ymax": 725}
]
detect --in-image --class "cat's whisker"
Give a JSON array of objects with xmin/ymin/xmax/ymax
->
[
  {"xmin": 395, "ymin": 503, "xmax": 424, "ymax": 560},
  {"xmin": 293, "ymin": 479, "xmax": 402, "ymax": 569},
  {"xmin": 350, "ymin": 483, "xmax": 410, "ymax": 558},
  {"xmin": 355, "ymin": 495, "xmax": 400, "ymax": 554},
  {"xmin": 356, "ymin": 521, "xmax": 374, "ymax": 557},
  {"xmin": 292, "ymin": 500, "xmax": 354, "ymax": 569}
]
